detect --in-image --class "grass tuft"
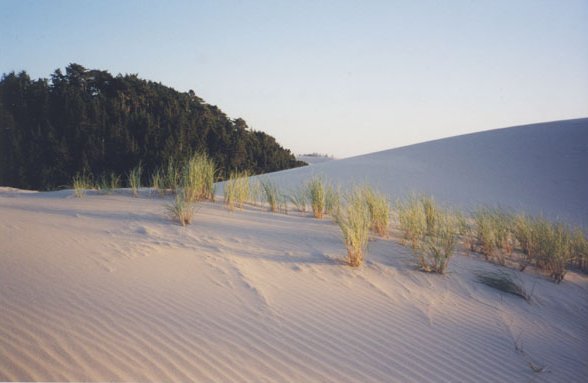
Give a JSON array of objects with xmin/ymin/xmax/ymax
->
[
  {"xmin": 72, "ymin": 172, "xmax": 93, "ymax": 198},
  {"xmin": 96, "ymin": 173, "xmax": 120, "ymax": 195},
  {"xmin": 248, "ymin": 178, "xmax": 264, "ymax": 206},
  {"xmin": 128, "ymin": 164, "xmax": 142, "ymax": 197},
  {"xmin": 261, "ymin": 179, "xmax": 280, "ymax": 213},
  {"xmin": 224, "ymin": 170, "xmax": 250, "ymax": 211},
  {"xmin": 324, "ymin": 184, "xmax": 341, "ymax": 217},
  {"xmin": 473, "ymin": 208, "xmax": 514, "ymax": 265},
  {"xmin": 361, "ymin": 186, "xmax": 390, "ymax": 237},
  {"xmin": 534, "ymin": 221, "xmax": 572, "ymax": 283},
  {"xmin": 455, "ymin": 211, "xmax": 476, "ymax": 252},
  {"xmin": 335, "ymin": 188, "xmax": 371, "ymax": 267},
  {"xmin": 512, "ymin": 215, "xmax": 575, "ymax": 283},
  {"xmin": 166, "ymin": 194, "xmax": 196, "ymax": 226},
  {"xmin": 163, "ymin": 160, "xmax": 181, "ymax": 193},
  {"xmin": 419, "ymin": 209, "xmax": 459, "ymax": 273},
  {"xmin": 397, "ymin": 195, "xmax": 458, "ymax": 273},
  {"xmin": 182, "ymin": 153, "xmax": 216, "ymax": 202},
  {"xmin": 307, "ymin": 177, "xmax": 326, "ymax": 219},
  {"xmin": 571, "ymin": 228, "xmax": 588, "ymax": 272},
  {"xmin": 397, "ymin": 195, "xmax": 427, "ymax": 251},
  {"xmin": 151, "ymin": 169, "xmax": 164, "ymax": 196},
  {"xmin": 289, "ymin": 187, "xmax": 308, "ymax": 212}
]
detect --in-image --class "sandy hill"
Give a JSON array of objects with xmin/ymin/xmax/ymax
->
[
  {"xmin": 266, "ymin": 118, "xmax": 588, "ymax": 226},
  {"xmin": 0, "ymin": 119, "xmax": 587, "ymax": 382}
]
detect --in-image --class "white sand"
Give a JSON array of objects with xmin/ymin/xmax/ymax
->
[
  {"xmin": 1, "ymin": 119, "xmax": 587, "ymax": 382},
  {"xmin": 261, "ymin": 118, "xmax": 588, "ymax": 226}
]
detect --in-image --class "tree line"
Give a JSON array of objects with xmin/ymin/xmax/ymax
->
[{"xmin": 0, "ymin": 63, "xmax": 305, "ymax": 190}]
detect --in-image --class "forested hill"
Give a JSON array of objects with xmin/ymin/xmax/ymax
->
[{"xmin": 0, "ymin": 64, "xmax": 306, "ymax": 190}]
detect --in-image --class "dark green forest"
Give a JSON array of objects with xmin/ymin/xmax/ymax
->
[{"xmin": 0, "ymin": 64, "xmax": 305, "ymax": 190}]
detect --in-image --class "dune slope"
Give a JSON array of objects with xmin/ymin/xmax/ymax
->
[
  {"xmin": 260, "ymin": 118, "xmax": 588, "ymax": 226},
  {"xmin": 1, "ymin": 190, "xmax": 587, "ymax": 382}
]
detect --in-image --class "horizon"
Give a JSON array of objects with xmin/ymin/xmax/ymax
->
[{"xmin": 2, "ymin": 0, "xmax": 587, "ymax": 158}]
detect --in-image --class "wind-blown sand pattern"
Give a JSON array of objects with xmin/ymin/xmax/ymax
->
[{"xmin": 1, "ymin": 119, "xmax": 587, "ymax": 382}]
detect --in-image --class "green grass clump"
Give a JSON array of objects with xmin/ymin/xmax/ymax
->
[
  {"xmin": 248, "ymin": 178, "xmax": 264, "ymax": 206},
  {"xmin": 324, "ymin": 184, "xmax": 341, "ymax": 217},
  {"xmin": 166, "ymin": 194, "xmax": 196, "ymax": 226},
  {"xmin": 72, "ymin": 172, "xmax": 93, "ymax": 198},
  {"xmin": 335, "ymin": 188, "xmax": 371, "ymax": 267},
  {"xmin": 151, "ymin": 169, "xmax": 164, "ymax": 196},
  {"xmin": 397, "ymin": 195, "xmax": 427, "ymax": 251},
  {"xmin": 473, "ymin": 208, "xmax": 514, "ymax": 265},
  {"xmin": 278, "ymin": 193, "xmax": 289, "ymax": 215},
  {"xmin": 512, "ymin": 214, "xmax": 539, "ymax": 271},
  {"xmin": 224, "ymin": 170, "xmax": 250, "ymax": 211},
  {"xmin": 307, "ymin": 177, "xmax": 326, "ymax": 219},
  {"xmin": 162, "ymin": 160, "xmax": 181, "ymax": 193},
  {"xmin": 361, "ymin": 186, "xmax": 390, "ymax": 237},
  {"xmin": 512, "ymin": 215, "xmax": 576, "ymax": 282},
  {"xmin": 128, "ymin": 164, "xmax": 142, "ymax": 197},
  {"xmin": 182, "ymin": 153, "xmax": 216, "ymax": 202},
  {"xmin": 534, "ymin": 221, "xmax": 572, "ymax": 283},
  {"xmin": 397, "ymin": 195, "xmax": 458, "ymax": 273},
  {"xmin": 109, "ymin": 172, "xmax": 121, "ymax": 191},
  {"xmin": 289, "ymin": 187, "xmax": 308, "ymax": 212},
  {"xmin": 421, "ymin": 195, "xmax": 438, "ymax": 236},
  {"xmin": 455, "ymin": 211, "xmax": 476, "ymax": 252},
  {"xmin": 96, "ymin": 173, "xmax": 121, "ymax": 195},
  {"xmin": 477, "ymin": 271, "xmax": 531, "ymax": 301},
  {"xmin": 571, "ymin": 229, "xmax": 588, "ymax": 272},
  {"xmin": 418, "ymin": 209, "xmax": 459, "ymax": 273},
  {"xmin": 96, "ymin": 174, "xmax": 112, "ymax": 195},
  {"xmin": 261, "ymin": 179, "xmax": 280, "ymax": 213}
]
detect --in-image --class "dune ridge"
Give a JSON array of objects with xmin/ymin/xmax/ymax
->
[{"xmin": 260, "ymin": 118, "xmax": 588, "ymax": 226}]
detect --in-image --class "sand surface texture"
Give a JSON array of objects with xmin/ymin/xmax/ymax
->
[{"xmin": 1, "ymin": 119, "xmax": 587, "ymax": 382}]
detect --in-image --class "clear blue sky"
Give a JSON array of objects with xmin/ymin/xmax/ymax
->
[{"xmin": 2, "ymin": 0, "xmax": 587, "ymax": 158}]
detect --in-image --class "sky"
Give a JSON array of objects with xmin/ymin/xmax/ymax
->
[{"xmin": 1, "ymin": 0, "xmax": 587, "ymax": 158}]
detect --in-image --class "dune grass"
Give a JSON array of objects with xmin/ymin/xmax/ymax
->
[
  {"xmin": 109, "ymin": 172, "xmax": 121, "ymax": 190},
  {"xmin": 571, "ymin": 228, "xmax": 588, "ymax": 272},
  {"xmin": 361, "ymin": 186, "xmax": 390, "ymax": 237},
  {"xmin": 455, "ymin": 211, "xmax": 477, "ymax": 252},
  {"xmin": 72, "ymin": 172, "xmax": 93, "ymax": 198},
  {"xmin": 512, "ymin": 214, "xmax": 535, "ymax": 271},
  {"xmin": 397, "ymin": 195, "xmax": 458, "ymax": 273},
  {"xmin": 307, "ymin": 177, "xmax": 326, "ymax": 219},
  {"xmin": 261, "ymin": 179, "xmax": 280, "ymax": 213},
  {"xmin": 324, "ymin": 184, "xmax": 341, "ymax": 217},
  {"xmin": 128, "ymin": 164, "xmax": 142, "ymax": 197},
  {"xmin": 419, "ymin": 209, "xmax": 459, "ymax": 273},
  {"xmin": 421, "ymin": 195, "xmax": 438, "ymax": 236},
  {"xmin": 151, "ymin": 169, "xmax": 164, "ymax": 196},
  {"xmin": 534, "ymin": 221, "xmax": 573, "ymax": 284},
  {"xmin": 473, "ymin": 208, "xmax": 514, "ymax": 265},
  {"xmin": 248, "ymin": 178, "xmax": 264, "ymax": 206},
  {"xmin": 335, "ymin": 188, "xmax": 371, "ymax": 267},
  {"xmin": 166, "ymin": 194, "xmax": 196, "ymax": 226},
  {"xmin": 96, "ymin": 172, "xmax": 121, "ymax": 195},
  {"xmin": 96, "ymin": 174, "xmax": 111, "ymax": 195},
  {"xmin": 162, "ymin": 160, "xmax": 181, "ymax": 193},
  {"xmin": 477, "ymin": 270, "xmax": 531, "ymax": 301},
  {"xmin": 397, "ymin": 195, "xmax": 427, "ymax": 251},
  {"xmin": 182, "ymin": 153, "xmax": 216, "ymax": 202},
  {"xmin": 224, "ymin": 170, "xmax": 250, "ymax": 211},
  {"xmin": 289, "ymin": 187, "xmax": 308, "ymax": 212}
]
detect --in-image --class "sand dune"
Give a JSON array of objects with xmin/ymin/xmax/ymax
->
[
  {"xmin": 262, "ymin": 118, "xmax": 588, "ymax": 226},
  {"xmin": 1, "ymin": 119, "xmax": 587, "ymax": 382}
]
